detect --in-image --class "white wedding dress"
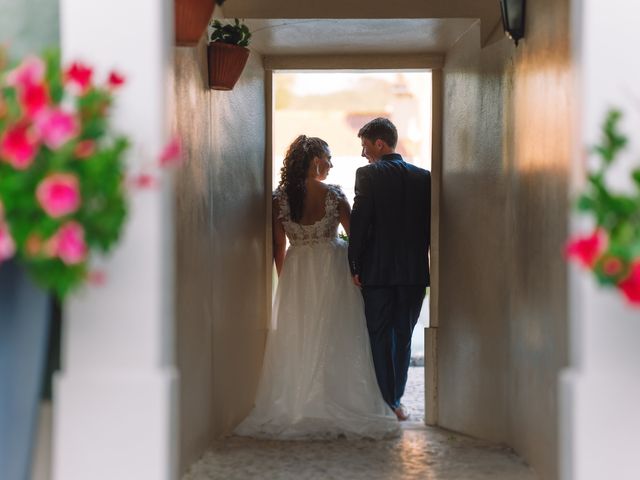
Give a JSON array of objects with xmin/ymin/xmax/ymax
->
[{"xmin": 234, "ymin": 184, "xmax": 400, "ymax": 440}]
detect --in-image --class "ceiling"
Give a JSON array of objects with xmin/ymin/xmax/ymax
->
[
  {"xmin": 244, "ymin": 19, "xmax": 478, "ymax": 56},
  {"xmin": 222, "ymin": 0, "xmax": 501, "ymax": 47}
]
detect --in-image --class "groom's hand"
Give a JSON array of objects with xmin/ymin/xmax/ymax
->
[{"xmin": 352, "ymin": 274, "xmax": 362, "ymax": 288}]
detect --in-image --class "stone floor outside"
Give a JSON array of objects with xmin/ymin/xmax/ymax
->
[{"xmin": 403, "ymin": 366, "xmax": 425, "ymax": 423}]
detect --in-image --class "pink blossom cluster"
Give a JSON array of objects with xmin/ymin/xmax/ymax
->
[
  {"xmin": 0, "ymin": 57, "xmax": 124, "ymax": 268},
  {"xmin": 29, "ymin": 222, "xmax": 87, "ymax": 265},
  {"xmin": 566, "ymin": 229, "xmax": 640, "ymax": 305},
  {"xmin": 1, "ymin": 172, "xmax": 87, "ymax": 265},
  {"xmin": 0, "ymin": 53, "xmax": 183, "ymax": 293},
  {"xmin": 0, "ymin": 57, "xmax": 123, "ymax": 170}
]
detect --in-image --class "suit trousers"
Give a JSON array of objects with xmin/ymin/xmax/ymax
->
[{"xmin": 361, "ymin": 285, "xmax": 426, "ymax": 409}]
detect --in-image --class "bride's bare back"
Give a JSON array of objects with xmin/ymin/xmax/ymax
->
[{"xmin": 299, "ymin": 180, "xmax": 331, "ymax": 225}]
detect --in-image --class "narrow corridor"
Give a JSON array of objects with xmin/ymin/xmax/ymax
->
[{"xmin": 182, "ymin": 423, "xmax": 536, "ymax": 480}]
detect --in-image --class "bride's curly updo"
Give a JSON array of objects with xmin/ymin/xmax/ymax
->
[{"xmin": 277, "ymin": 135, "xmax": 329, "ymax": 223}]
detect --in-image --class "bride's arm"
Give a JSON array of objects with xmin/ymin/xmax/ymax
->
[
  {"xmin": 338, "ymin": 196, "xmax": 351, "ymax": 237},
  {"xmin": 273, "ymin": 197, "xmax": 286, "ymax": 276}
]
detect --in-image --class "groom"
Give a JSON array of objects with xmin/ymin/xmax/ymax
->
[{"xmin": 348, "ymin": 118, "xmax": 431, "ymax": 421}]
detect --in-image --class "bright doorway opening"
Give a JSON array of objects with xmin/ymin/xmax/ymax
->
[{"xmin": 272, "ymin": 70, "xmax": 432, "ymax": 421}]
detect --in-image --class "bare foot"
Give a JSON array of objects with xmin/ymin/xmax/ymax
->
[{"xmin": 393, "ymin": 404, "xmax": 410, "ymax": 421}]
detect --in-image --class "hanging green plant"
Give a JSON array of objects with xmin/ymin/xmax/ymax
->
[
  {"xmin": 207, "ymin": 18, "xmax": 252, "ymax": 90},
  {"xmin": 209, "ymin": 18, "xmax": 252, "ymax": 47}
]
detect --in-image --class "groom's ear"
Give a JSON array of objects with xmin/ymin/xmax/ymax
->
[{"xmin": 374, "ymin": 139, "xmax": 385, "ymax": 150}]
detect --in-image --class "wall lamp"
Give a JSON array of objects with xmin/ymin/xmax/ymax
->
[{"xmin": 500, "ymin": 0, "xmax": 526, "ymax": 46}]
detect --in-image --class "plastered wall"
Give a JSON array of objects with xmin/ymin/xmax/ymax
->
[
  {"xmin": 174, "ymin": 42, "xmax": 267, "ymax": 472},
  {"xmin": 439, "ymin": 1, "xmax": 571, "ymax": 478}
]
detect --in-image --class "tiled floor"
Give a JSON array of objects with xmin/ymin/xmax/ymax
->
[{"xmin": 182, "ymin": 423, "xmax": 537, "ymax": 480}]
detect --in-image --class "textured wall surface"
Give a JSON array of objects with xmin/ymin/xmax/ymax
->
[
  {"xmin": 0, "ymin": 0, "xmax": 59, "ymax": 58},
  {"xmin": 174, "ymin": 43, "xmax": 267, "ymax": 473},
  {"xmin": 561, "ymin": 2, "xmax": 640, "ymax": 479},
  {"xmin": 439, "ymin": 0, "xmax": 572, "ymax": 478},
  {"xmin": 439, "ymin": 29, "xmax": 512, "ymax": 441}
]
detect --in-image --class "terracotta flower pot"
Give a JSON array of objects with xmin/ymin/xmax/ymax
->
[
  {"xmin": 207, "ymin": 42, "xmax": 250, "ymax": 91},
  {"xmin": 175, "ymin": 0, "xmax": 216, "ymax": 46}
]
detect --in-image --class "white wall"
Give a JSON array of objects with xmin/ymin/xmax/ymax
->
[
  {"xmin": 562, "ymin": 1, "xmax": 640, "ymax": 479},
  {"xmin": 54, "ymin": 1, "xmax": 178, "ymax": 479}
]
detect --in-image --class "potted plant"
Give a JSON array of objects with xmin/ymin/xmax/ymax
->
[
  {"xmin": 175, "ymin": 0, "xmax": 227, "ymax": 46},
  {"xmin": 0, "ymin": 48, "xmax": 180, "ymax": 479},
  {"xmin": 0, "ymin": 48, "xmax": 128, "ymax": 480},
  {"xmin": 0, "ymin": 51, "xmax": 131, "ymax": 299},
  {"xmin": 207, "ymin": 18, "xmax": 251, "ymax": 90}
]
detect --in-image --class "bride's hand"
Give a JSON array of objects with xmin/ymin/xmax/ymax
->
[{"xmin": 352, "ymin": 274, "xmax": 362, "ymax": 288}]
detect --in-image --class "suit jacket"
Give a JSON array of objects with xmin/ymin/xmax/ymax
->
[{"xmin": 348, "ymin": 153, "xmax": 431, "ymax": 287}]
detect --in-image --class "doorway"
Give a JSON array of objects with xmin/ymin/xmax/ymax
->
[{"xmin": 269, "ymin": 69, "xmax": 433, "ymax": 422}]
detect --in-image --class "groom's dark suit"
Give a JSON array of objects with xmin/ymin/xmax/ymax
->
[{"xmin": 348, "ymin": 153, "xmax": 431, "ymax": 409}]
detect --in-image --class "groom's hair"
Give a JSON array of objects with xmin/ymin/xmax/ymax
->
[{"xmin": 358, "ymin": 117, "xmax": 398, "ymax": 149}]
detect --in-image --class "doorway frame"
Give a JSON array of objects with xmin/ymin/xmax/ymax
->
[{"xmin": 263, "ymin": 55, "xmax": 443, "ymax": 426}]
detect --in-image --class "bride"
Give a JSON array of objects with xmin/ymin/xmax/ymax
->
[{"xmin": 234, "ymin": 135, "xmax": 400, "ymax": 440}]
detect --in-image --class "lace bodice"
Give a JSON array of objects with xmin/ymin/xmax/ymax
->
[{"xmin": 274, "ymin": 184, "xmax": 346, "ymax": 246}]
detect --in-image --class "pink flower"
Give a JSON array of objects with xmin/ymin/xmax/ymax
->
[
  {"xmin": 74, "ymin": 139, "xmax": 96, "ymax": 159},
  {"xmin": 5, "ymin": 56, "xmax": 45, "ymax": 88},
  {"xmin": 36, "ymin": 173, "xmax": 81, "ymax": 218},
  {"xmin": 565, "ymin": 230, "xmax": 606, "ymax": 268},
  {"xmin": 129, "ymin": 173, "xmax": 157, "ymax": 189},
  {"xmin": 49, "ymin": 221, "xmax": 87, "ymax": 265},
  {"xmin": 107, "ymin": 71, "xmax": 125, "ymax": 89},
  {"xmin": 159, "ymin": 136, "xmax": 182, "ymax": 167},
  {"xmin": 0, "ymin": 123, "xmax": 39, "ymax": 169},
  {"xmin": 64, "ymin": 62, "xmax": 93, "ymax": 94},
  {"xmin": 618, "ymin": 261, "xmax": 640, "ymax": 305},
  {"xmin": 20, "ymin": 82, "xmax": 49, "ymax": 117},
  {"xmin": 0, "ymin": 222, "xmax": 16, "ymax": 262},
  {"xmin": 34, "ymin": 108, "xmax": 79, "ymax": 149}
]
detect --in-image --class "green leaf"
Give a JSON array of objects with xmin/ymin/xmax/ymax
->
[
  {"xmin": 208, "ymin": 18, "xmax": 251, "ymax": 46},
  {"xmin": 592, "ymin": 109, "xmax": 628, "ymax": 167},
  {"xmin": 577, "ymin": 194, "xmax": 596, "ymax": 212}
]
